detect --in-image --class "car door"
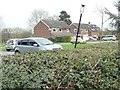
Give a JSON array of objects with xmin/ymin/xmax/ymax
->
[
  {"xmin": 28, "ymin": 39, "xmax": 40, "ymax": 51},
  {"xmin": 18, "ymin": 39, "xmax": 30, "ymax": 52}
]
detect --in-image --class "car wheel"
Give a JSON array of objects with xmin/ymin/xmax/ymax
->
[
  {"xmin": 15, "ymin": 51, "xmax": 20, "ymax": 54},
  {"xmin": 6, "ymin": 49, "xmax": 11, "ymax": 51},
  {"xmin": 71, "ymin": 42, "xmax": 74, "ymax": 44}
]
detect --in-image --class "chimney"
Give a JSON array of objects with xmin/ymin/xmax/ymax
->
[{"xmin": 88, "ymin": 22, "xmax": 91, "ymax": 25}]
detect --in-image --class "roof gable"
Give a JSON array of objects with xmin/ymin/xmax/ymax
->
[{"xmin": 89, "ymin": 24, "xmax": 100, "ymax": 32}]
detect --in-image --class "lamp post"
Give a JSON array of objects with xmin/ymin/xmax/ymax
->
[
  {"xmin": 74, "ymin": 4, "xmax": 85, "ymax": 48},
  {"xmin": 118, "ymin": 0, "xmax": 120, "ymax": 55}
]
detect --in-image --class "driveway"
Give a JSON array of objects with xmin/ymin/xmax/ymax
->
[
  {"xmin": 0, "ymin": 51, "xmax": 14, "ymax": 56},
  {"xmin": 87, "ymin": 40, "xmax": 118, "ymax": 44}
]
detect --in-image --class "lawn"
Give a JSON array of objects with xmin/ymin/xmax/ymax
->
[
  {"xmin": 0, "ymin": 41, "xmax": 117, "ymax": 51},
  {"xmin": 58, "ymin": 43, "xmax": 90, "ymax": 49},
  {"xmin": 0, "ymin": 42, "xmax": 89, "ymax": 51}
]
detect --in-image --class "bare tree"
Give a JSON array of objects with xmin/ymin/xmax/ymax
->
[
  {"xmin": 28, "ymin": 9, "xmax": 49, "ymax": 30},
  {"xmin": 0, "ymin": 16, "xmax": 5, "ymax": 29},
  {"xmin": 95, "ymin": 6, "xmax": 106, "ymax": 41},
  {"xmin": 98, "ymin": 7, "xmax": 104, "ymax": 32},
  {"xmin": 1, "ymin": 28, "xmax": 11, "ymax": 43},
  {"xmin": 47, "ymin": 15, "xmax": 59, "ymax": 21},
  {"xmin": 0, "ymin": 17, "xmax": 5, "ymax": 42},
  {"xmin": 10, "ymin": 27, "xmax": 32, "ymax": 38}
]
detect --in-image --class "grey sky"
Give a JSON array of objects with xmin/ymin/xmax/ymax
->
[{"xmin": 0, "ymin": 0, "xmax": 117, "ymax": 28}]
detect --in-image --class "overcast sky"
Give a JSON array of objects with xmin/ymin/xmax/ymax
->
[{"xmin": 0, "ymin": 0, "xmax": 117, "ymax": 28}]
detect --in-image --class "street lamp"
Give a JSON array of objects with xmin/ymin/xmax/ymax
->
[
  {"xmin": 118, "ymin": 1, "xmax": 120, "ymax": 55},
  {"xmin": 74, "ymin": 4, "xmax": 85, "ymax": 48}
]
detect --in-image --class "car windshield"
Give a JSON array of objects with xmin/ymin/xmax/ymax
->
[
  {"xmin": 104, "ymin": 35, "xmax": 114, "ymax": 38},
  {"xmin": 106, "ymin": 36, "xmax": 113, "ymax": 37},
  {"xmin": 36, "ymin": 38, "xmax": 53, "ymax": 45}
]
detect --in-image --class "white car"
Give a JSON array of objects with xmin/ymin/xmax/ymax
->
[
  {"xmin": 70, "ymin": 36, "xmax": 87, "ymax": 44},
  {"xmin": 5, "ymin": 39, "xmax": 20, "ymax": 51},
  {"xmin": 14, "ymin": 37, "xmax": 62, "ymax": 53},
  {"xmin": 89, "ymin": 36, "xmax": 98, "ymax": 40},
  {"xmin": 102, "ymin": 35, "xmax": 116, "ymax": 41}
]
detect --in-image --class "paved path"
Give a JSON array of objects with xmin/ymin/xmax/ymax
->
[
  {"xmin": 87, "ymin": 41, "xmax": 118, "ymax": 44},
  {"xmin": 0, "ymin": 51, "xmax": 14, "ymax": 56}
]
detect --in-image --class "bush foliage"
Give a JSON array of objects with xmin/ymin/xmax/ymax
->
[
  {"xmin": 0, "ymin": 42, "xmax": 119, "ymax": 89},
  {"xmin": 50, "ymin": 36, "xmax": 71, "ymax": 42}
]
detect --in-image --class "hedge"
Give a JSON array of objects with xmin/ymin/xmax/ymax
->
[
  {"xmin": 49, "ymin": 36, "xmax": 71, "ymax": 42},
  {"xmin": 0, "ymin": 42, "xmax": 119, "ymax": 89}
]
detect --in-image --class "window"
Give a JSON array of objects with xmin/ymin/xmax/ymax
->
[
  {"xmin": 29, "ymin": 39, "xmax": 37, "ymax": 46},
  {"xmin": 53, "ymin": 29, "xmax": 56, "ymax": 31},
  {"xmin": 18, "ymin": 40, "xmax": 21, "ymax": 45},
  {"xmin": 67, "ymin": 29, "xmax": 69, "ymax": 32},
  {"xmin": 21, "ymin": 40, "xmax": 28, "ymax": 45},
  {"xmin": 7, "ymin": 40, "xmax": 13, "ymax": 44},
  {"xmin": 59, "ymin": 29, "xmax": 62, "ymax": 32},
  {"xmin": 36, "ymin": 38, "xmax": 53, "ymax": 45},
  {"xmin": 74, "ymin": 29, "xmax": 77, "ymax": 32},
  {"xmin": 91, "ymin": 29, "xmax": 95, "ymax": 31}
]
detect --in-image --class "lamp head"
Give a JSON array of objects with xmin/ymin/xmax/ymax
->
[
  {"xmin": 81, "ymin": 4, "xmax": 85, "ymax": 7},
  {"xmin": 80, "ymin": 4, "xmax": 85, "ymax": 13}
]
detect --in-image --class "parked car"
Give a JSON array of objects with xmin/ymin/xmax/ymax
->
[
  {"xmin": 5, "ymin": 39, "xmax": 20, "ymax": 51},
  {"xmin": 89, "ymin": 36, "xmax": 98, "ymax": 41},
  {"xmin": 102, "ymin": 35, "xmax": 116, "ymax": 41},
  {"xmin": 70, "ymin": 36, "xmax": 87, "ymax": 44},
  {"xmin": 14, "ymin": 37, "xmax": 63, "ymax": 53}
]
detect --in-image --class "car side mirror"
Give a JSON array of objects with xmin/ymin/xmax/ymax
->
[
  {"xmin": 10, "ymin": 43, "xmax": 14, "ymax": 45},
  {"xmin": 33, "ymin": 44, "xmax": 38, "ymax": 47}
]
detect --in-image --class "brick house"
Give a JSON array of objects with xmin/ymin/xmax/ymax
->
[
  {"xmin": 70, "ymin": 23, "xmax": 101, "ymax": 37},
  {"xmin": 34, "ymin": 20, "xmax": 73, "ymax": 38}
]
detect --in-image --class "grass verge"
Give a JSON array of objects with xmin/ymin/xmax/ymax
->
[{"xmin": 58, "ymin": 43, "xmax": 90, "ymax": 49}]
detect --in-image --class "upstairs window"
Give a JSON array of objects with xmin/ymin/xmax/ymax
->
[
  {"xmin": 53, "ymin": 29, "xmax": 56, "ymax": 32},
  {"xmin": 74, "ymin": 29, "xmax": 77, "ymax": 32},
  {"xmin": 59, "ymin": 29, "xmax": 62, "ymax": 32}
]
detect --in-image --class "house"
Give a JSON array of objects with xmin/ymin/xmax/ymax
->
[
  {"xmin": 34, "ymin": 20, "xmax": 101, "ymax": 39},
  {"xmin": 70, "ymin": 23, "xmax": 101, "ymax": 37},
  {"xmin": 34, "ymin": 20, "xmax": 73, "ymax": 38}
]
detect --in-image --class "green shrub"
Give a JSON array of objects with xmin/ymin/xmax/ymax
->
[
  {"xmin": 53, "ymin": 36, "xmax": 71, "ymax": 43},
  {"xmin": 55, "ymin": 37, "xmax": 64, "ymax": 42},
  {"xmin": 62, "ymin": 36, "xmax": 71, "ymax": 42},
  {"xmin": 0, "ymin": 42, "xmax": 119, "ymax": 89}
]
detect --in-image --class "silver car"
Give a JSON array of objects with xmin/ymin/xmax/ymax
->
[
  {"xmin": 5, "ymin": 39, "xmax": 19, "ymax": 51},
  {"xmin": 14, "ymin": 37, "xmax": 62, "ymax": 53}
]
